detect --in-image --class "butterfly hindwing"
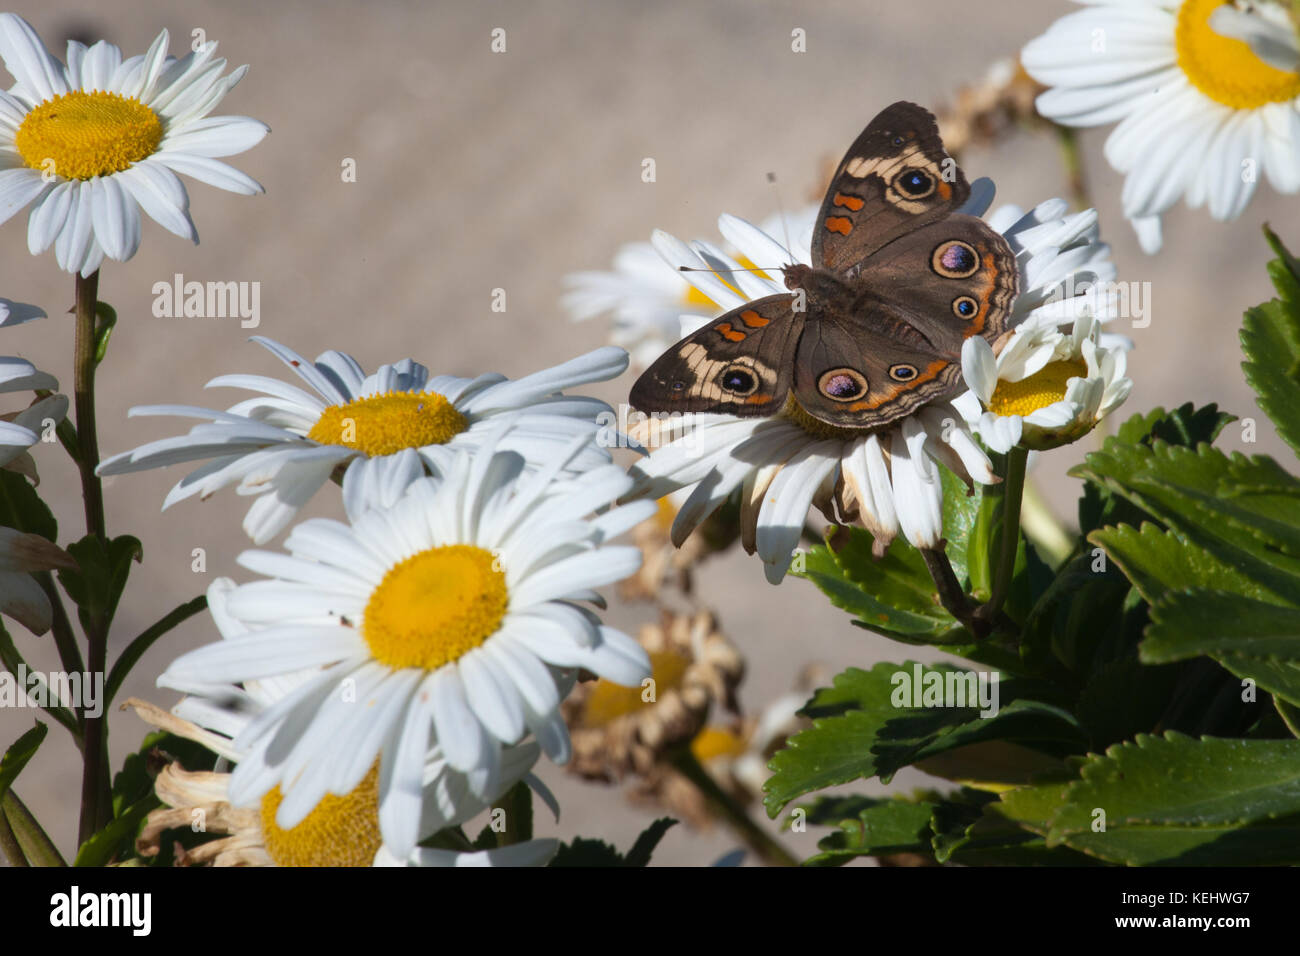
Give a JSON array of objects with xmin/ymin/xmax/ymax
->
[
  {"xmin": 629, "ymin": 294, "xmax": 804, "ymax": 415},
  {"xmin": 792, "ymin": 306, "xmax": 963, "ymax": 428},
  {"xmin": 856, "ymin": 215, "xmax": 1019, "ymax": 353},
  {"xmin": 812, "ymin": 101, "xmax": 970, "ymax": 273}
]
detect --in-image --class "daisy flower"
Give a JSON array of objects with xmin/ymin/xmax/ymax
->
[
  {"xmin": 155, "ymin": 436, "xmax": 653, "ymax": 856},
  {"xmin": 1022, "ymin": 0, "xmax": 1300, "ymax": 253},
  {"xmin": 97, "ymin": 336, "xmax": 629, "ymax": 544},
  {"xmin": 0, "ymin": 354, "xmax": 66, "ymax": 470},
  {"xmin": 629, "ymin": 182, "xmax": 1115, "ymax": 582},
  {"xmin": 955, "ymin": 311, "xmax": 1133, "ymax": 453},
  {"xmin": 562, "ymin": 206, "xmax": 820, "ymax": 370},
  {"xmin": 0, "ymin": 14, "xmax": 267, "ymax": 276},
  {"xmin": 128, "ymin": 660, "xmax": 557, "ymax": 868},
  {"xmin": 563, "ymin": 241, "xmax": 723, "ymax": 370}
]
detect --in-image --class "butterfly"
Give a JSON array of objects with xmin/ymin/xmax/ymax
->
[{"xmin": 629, "ymin": 101, "xmax": 1018, "ymax": 431}]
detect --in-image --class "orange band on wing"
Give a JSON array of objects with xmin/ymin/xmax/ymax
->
[
  {"xmin": 739, "ymin": 309, "xmax": 769, "ymax": 328},
  {"xmin": 845, "ymin": 360, "xmax": 949, "ymax": 411},
  {"xmin": 824, "ymin": 216, "xmax": 853, "ymax": 235},
  {"xmin": 959, "ymin": 253, "xmax": 997, "ymax": 338},
  {"xmin": 716, "ymin": 322, "xmax": 746, "ymax": 342},
  {"xmin": 832, "ymin": 192, "xmax": 865, "ymax": 211},
  {"xmin": 937, "ymin": 180, "xmax": 952, "ymax": 200}
]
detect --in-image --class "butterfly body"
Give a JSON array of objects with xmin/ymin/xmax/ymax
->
[{"xmin": 630, "ymin": 101, "xmax": 1018, "ymax": 433}]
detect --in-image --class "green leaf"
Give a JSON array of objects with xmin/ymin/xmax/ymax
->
[
  {"xmin": 105, "ymin": 595, "xmax": 207, "ymax": 707},
  {"xmin": 1078, "ymin": 403, "xmax": 1233, "ymax": 535},
  {"xmin": 490, "ymin": 780, "xmax": 534, "ymax": 846},
  {"xmin": 763, "ymin": 663, "xmax": 1083, "ymax": 816},
  {"xmin": 0, "ymin": 469, "xmax": 57, "ymax": 542},
  {"xmin": 550, "ymin": 817, "xmax": 677, "ymax": 867},
  {"xmin": 1090, "ymin": 523, "xmax": 1275, "ymax": 607},
  {"xmin": 623, "ymin": 817, "xmax": 676, "ymax": 867},
  {"xmin": 1144, "ymin": 589, "xmax": 1300, "ymax": 663},
  {"xmin": 1075, "ymin": 656, "xmax": 1182, "ymax": 750},
  {"xmin": 0, "ymin": 627, "xmax": 78, "ymax": 736},
  {"xmin": 799, "ymin": 795, "xmax": 938, "ymax": 866},
  {"xmin": 73, "ymin": 796, "xmax": 156, "ymax": 867},
  {"xmin": 795, "ymin": 528, "xmax": 959, "ymax": 643},
  {"xmin": 1217, "ymin": 654, "xmax": 1300, "ymax": 709},
  {"xmin": 0, "ymin": 722, "xmax": 47, "ymax": 799},
  {"xmin": 56, "ymin": 534, "xmax": 143, "ymax": 636},
  {"xmin": 1045, "ymin": 733, "xmax": 1300, "ymax": 865},
  {"xmin": 1242, "ymin": 227, "xmax": 1300, "ymax": 459},
  {"xmin": 941, "ymin": 466, "xmax": 984, "ymax": 591},
  {"xmin": 1077, "ymin": 442, "xmax": 1300, "ymax": 602}
]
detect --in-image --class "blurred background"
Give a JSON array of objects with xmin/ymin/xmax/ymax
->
[{"xmin": 0, "ymin": 0, "xmax": 1293, "ymax": 866}]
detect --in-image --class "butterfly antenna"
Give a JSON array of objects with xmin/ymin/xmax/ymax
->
[{"xmin": 767, "ymin": 171, "xmax": 795, "ymax": 256}]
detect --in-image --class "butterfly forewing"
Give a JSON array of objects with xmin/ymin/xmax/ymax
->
[
  {"xmin": 812, "ymin": 101, "xmax": 970, "ymax": 273},
  {"xmin": 629, "ymin": 294, "xmax": 805, "ymax": 415}
]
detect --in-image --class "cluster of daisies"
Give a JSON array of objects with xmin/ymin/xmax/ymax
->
[{"xmin": 0, "ymin": 0, "xmax": 1292, "ymax": 865}]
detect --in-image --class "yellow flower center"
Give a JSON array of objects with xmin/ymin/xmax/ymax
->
[
  {"xmin": 363, "ymin": 545, "xmax": 508, "ymax": 670},
  {"xmin": 986, "ymin": 359, "xmax": 1087, "ymax": 418},
  {"xmin": 682, "ymin": 256, "xmax": 771, "ymax": 308},
  {"xmin": 15, "ymin": 91, "xmax": 163, "ymax": 180},
  {"xmin": 1176, "ymin": 0, "xmax": 1300, "ymax": 108},
  {"xmin": 781, "ymin": 394, "xmax": 876, "ymax": 440},
  {"xmin": 306, "ymin": 390, "xmax": 468, "ymax": 456},
  {"xmin": 259, "ymin": 763, "xmax": 383, "ymax": 867},
  {"xmin": 581, "ymin": 649, "xmax": 688, "ymax": 727},
  {"xmin": 690, "ymin": 725, "xmax": 748, "ymax": 762},
  {"xmin": 653, "ymin": 497, "xmax": 678, "ymax": 535}
]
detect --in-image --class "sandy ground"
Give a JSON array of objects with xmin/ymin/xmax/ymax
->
[{"xmin": 0, "ymin": 0, "xmax": 1294, "ymax": 866}]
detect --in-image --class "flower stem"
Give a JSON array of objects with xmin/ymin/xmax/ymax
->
[
  {"xmin": 976, "ymin": 445, "xmax": 1029, "ymax": 628},
  {"xmin": 919, "ymin": 545, "xmax": 986, "ymax": 638},
  {"xmin": 72, "ymin": 269, "xmax": 112, "ymax": 845},
  {"xmin": 667, "ymin": 746, "xmax": 799, "ymax": 867},
  {"xmin": 1055, "ymin": 124, "xmax": 1090, "ymax": 211},
  {"xmin": 73, "ymin": 271, "xmax": 105, "ymax": 539}
]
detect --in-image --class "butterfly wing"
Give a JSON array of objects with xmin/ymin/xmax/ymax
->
[
  {"xmin": 792, "ymin": 217, "xmax": 1017, "ymax": 428},
  {"xmin": 792, "ymin": 303, "xmax": 963, "ymax": 428},
  {"xmin": 860, "ymin": 215, "xmax": 1018, "ymax": 352},
  {"xmin": 629, "ymin": 294, "xmax": 805, "ymax": 415},
  {"xmin": 811, "ymin": 101, "xmax": 970, "ymax": 273}
]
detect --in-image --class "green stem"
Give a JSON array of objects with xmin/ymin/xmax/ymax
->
[
  {"xmin": 72, "ymin": 269, "xmax": 111, "ymax": 846},
  {"xmin": 977, "ymin": 446, "xmax": 1029, "ymax": 627},
  {"xmin": 2, "ymin": 791, "xmax": 66, "ymax": 866},
  {"xmin": 667, "ymin": 747, "xmax": 799, "ymax": 867},
  {"xmin": 1055, "ymin": 124, "xmax": 1090, "ymax": 211}
]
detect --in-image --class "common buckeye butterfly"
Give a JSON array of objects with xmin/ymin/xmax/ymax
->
[{"xmin": 629, "ymin": 101, "xmax": 1017, "ymax": 430}]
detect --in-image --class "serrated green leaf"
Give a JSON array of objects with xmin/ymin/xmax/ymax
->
[
  {"xmin": 763, "ymin": 663, "xmax": 1083, "ymax": 816},
  {"xmin": 1144, "ymin": 589, "xmax": 1300, "ymax": 663},
  {"xmin": 1079, "ymin": 404, "xmax": 1234, "ymax": 534},
  {"xmin": 623, "ymin": 817, "xmax": 676, "ymax": 867},
  {"xmin": 1243, "ymin": 228, "xmax": 1300, "ymax": 459},
  {"xmin": 0, "ymin": 722, "xmax": 46, "ymax": 799},
  {"xmin": 1046, "ymin": 732, "xmax": 1300, "ymax": 865},
  {"xmin": 795, "ymin": 529, "xmax": 957, "ymax": 642},
  {"xmin": 1089, "ymin": 523, "xmax": 1274, "ymax": 607},
  {"xmin": 1217, "ymin": 654, "xmax": 1300, "ymax": 709},
  {"xmin": 799, "ymin": 795, "xmax": 938, "ymax": 866},
  {"xmin": 550, "ymin": 817, "xmax": 676, "ymax": 867}
]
